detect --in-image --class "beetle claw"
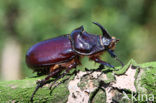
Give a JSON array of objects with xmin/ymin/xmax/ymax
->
[
  {"xmin": 104, "ymin": 63, "xmax": 115, "ymax": 69},
  {"xmin": 30, "ymin": 80, "xmax": 46, "ymax": 102},
  {"xmin": 30, "ymin": 82, "xmax": 42, "ymax": 102},
  {"xmin": 104, "ymin": 63, "xmax": 120, "ymax": 71}
]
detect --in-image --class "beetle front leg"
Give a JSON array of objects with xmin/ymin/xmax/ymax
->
[{"xmin": 90, "ymin": 57, "xmax": 115, "ymax": 68}]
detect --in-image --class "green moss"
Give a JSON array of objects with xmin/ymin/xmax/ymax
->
[
  {"xmin": 114, "ymin": 59, "xmax": 137, "ymax": 75},
  {"xmin": 139, "ymin": 61, "xmax": 156, "ymax": 68},
  {"xmin": 78, "ymin": 74, "xmax": 99, "ymax": 90},
  {"xmin": 105, "ymin": 72, "xmax": 115, "ymax": 83},
  {"xmin": 111, "ymin": 90, "xmax": 131, "ymax": 103},
  {"xmin": 134, "ymin": 62, "xmax": 156, "ymax": 102},
  {"xmin": 139, "ymin": 67, "xmax": 156, "ymax": 101},
  {"xmin": 91, "ymin": 89, "xmax": 106, "ymax": 103},
  {"xmin": 0, "ymin": 76, "xmax": 69, "ymax": 103},
  {"xmin": 0, "ymin": 60, "xmax": 156, "ymax": 102},
  {"xmin": 78, "ymin": 80, "xmax": 86, "ymax": 90}
]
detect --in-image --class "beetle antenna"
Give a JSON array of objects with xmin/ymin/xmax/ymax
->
[
  {"xmin": 108, "ymin": 50, "xmax": 124, "ymax": 67},
  {"xmin": 92, "ymin": 22, "xmax": 111, "ymax": 39},
  {"xmin": 115, "ymin": 57, "xmax": 124, "ymax": 67}
]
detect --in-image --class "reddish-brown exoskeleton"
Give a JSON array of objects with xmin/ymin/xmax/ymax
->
[{"xmin": 26, "ymin": 22, "xmax": 123, "ymax": 101}]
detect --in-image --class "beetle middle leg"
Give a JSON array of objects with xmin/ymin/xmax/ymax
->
[
  {"xmin": 49, "ymin": 57, "xmax": 80, "ymax": 91},
  {"xmin": 49, "ymin": 69, "xmax": 78, "ymax": 95},
  {"xmin": 49, "ymin": 72, "xmax": 71, "ymax": 95},
  {"xmin": 49, "ymin": 70, "xmax": 68, "ymax": 90}
]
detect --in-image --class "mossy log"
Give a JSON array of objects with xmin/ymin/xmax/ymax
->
[{"xmin": 0, "ymin": 60, "xmax": 156, "ymax": 103}]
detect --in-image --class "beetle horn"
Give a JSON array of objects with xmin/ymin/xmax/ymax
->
[{"xmin": 93, "ymin": 22, "xmax": 111, "ymax": 39}]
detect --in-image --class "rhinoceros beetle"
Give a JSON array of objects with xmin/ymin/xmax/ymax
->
[{"xmin": 26, "ymin": 22, "xmax": 123, "ymax": 101}]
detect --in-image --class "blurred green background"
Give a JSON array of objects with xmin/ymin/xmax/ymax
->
[{"xmin": 0, "ymin": 0, "xmax": 156, "ymax": 80}]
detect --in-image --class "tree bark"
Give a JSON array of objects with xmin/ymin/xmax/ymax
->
[{"xmin": 0, "ymin": 60, "xmax": 155, "ymax": 103}]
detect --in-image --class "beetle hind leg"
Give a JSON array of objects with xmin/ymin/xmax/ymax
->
[{"xmin": 30, "ymin": 68, "xmax": 61, "ymax": 102}]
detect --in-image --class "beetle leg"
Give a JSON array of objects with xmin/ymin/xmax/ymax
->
[
  {"xmin": 49, "ymin": 73, "xmax": 70, "ymax": 95},
  {"xmin": 49, "ymin": 65, "xmax": 78, "ymax": 93},
  {"xmin": 30, "ymin": 68, "xmax": 61, "ymax": 102},
  {"xmin": 90, "ymin": 57, "xmax": 115, "ymax": 68},
  {"xmin": 49, "ymin": 58, "xmax": 79, "ymax": 90},
  {"xmin": 49, "ymin": 70, "xmax": 68, "ymax": 90}
]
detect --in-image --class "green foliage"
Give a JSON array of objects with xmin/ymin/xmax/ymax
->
[{"xmin": 0, "ymin": 0, "xmax": 156, "ymax": 79}]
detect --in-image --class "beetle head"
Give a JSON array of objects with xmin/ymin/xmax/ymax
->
[
  {"xmin": 93, "ymin": 22, "xmax": 124, "ymax": 67},
  {"xmin": 92, "ymin": 22, "xmax": 119, "ymax": 50},
  {"xmin": 101, "ymin": 36, "xmax": 119, "ymax": 50},
  {"xmin": 108, "ymin": 37, "xmax": 119, "ymax": 50}
]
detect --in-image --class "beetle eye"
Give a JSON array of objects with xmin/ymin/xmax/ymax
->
[{"xmin": 102, "ymin": 37, "xmax": 111, "ymax": 46}]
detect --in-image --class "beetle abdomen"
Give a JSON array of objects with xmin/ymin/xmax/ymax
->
[{"xmin": 26, "ymin": 35, "xmax": 75, "ymax": 68}]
